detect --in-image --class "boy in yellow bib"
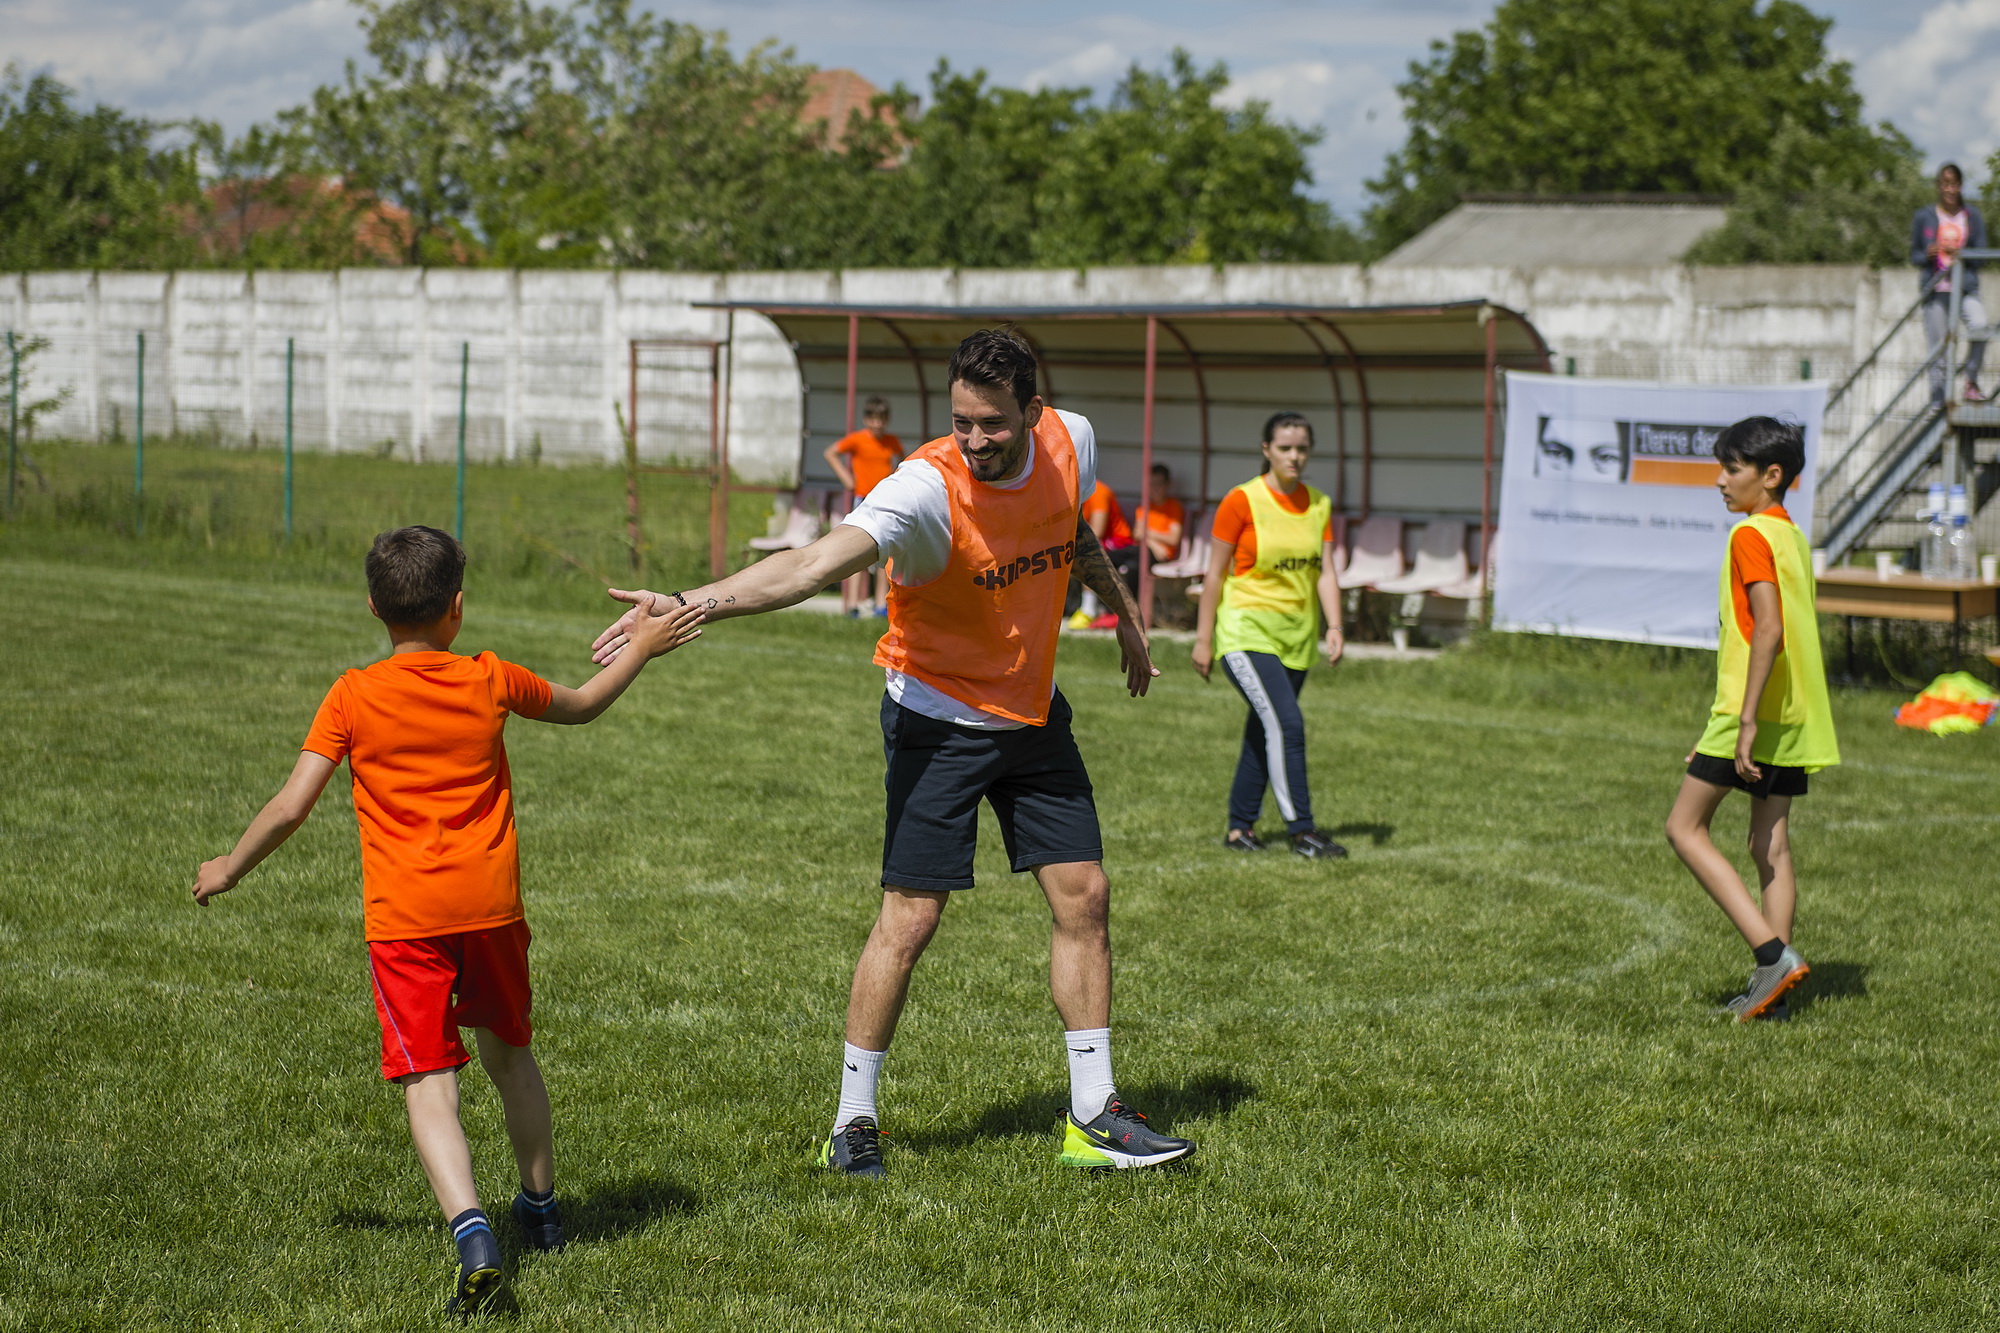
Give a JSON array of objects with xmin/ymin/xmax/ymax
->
[{"xmin": 1665, "ymin": 417, "xmax": 1839, "ymax": 1022}]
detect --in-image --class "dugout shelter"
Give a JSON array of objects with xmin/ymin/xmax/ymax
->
[{"xmin": 696, "ymin": 299, "xmax": 1552, "ymax": 620}]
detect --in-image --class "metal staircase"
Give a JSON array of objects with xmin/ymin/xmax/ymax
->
[{"xmin": 1818, "ymin": 252, "xmax": 2000, "ymax": 563}]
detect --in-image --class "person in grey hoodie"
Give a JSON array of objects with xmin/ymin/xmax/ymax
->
[{"xmin": 1911, "ymin": 162, "xmax": 1987, "ymax": 405}]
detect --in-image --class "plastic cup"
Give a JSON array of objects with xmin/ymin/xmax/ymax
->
[
  {"xmin": 1812, "ymin": 548, "xmax": 1828, "ymax": 576},
  {"xmin": 1984, "ymin": 555, "xmax": 1998, "ymax": 583},
  {"xmin": 1876, "ymin": 552, "xmax": 1896, "ymax": 580}
]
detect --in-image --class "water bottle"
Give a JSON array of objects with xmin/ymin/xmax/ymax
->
[
  {"xmin": 1923, "ymin": 483, "xmax": 1949, "ymax": 577},
  {"xmin": 1949, "ymin": 485, "xmax": 1976, "ymax": 580}
]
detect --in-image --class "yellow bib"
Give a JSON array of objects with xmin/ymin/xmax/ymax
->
[
  {"xmin": 1214, "ymin": 478, "xmax": 1332, "ymax": 671},
  {"xmin": 1696, "ymin": 511, "xmax": 1840, "ymax": 770}
]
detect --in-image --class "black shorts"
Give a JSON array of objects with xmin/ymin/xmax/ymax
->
[
  {"xmin": 880, "ymin": 689, "xmax": 1103, "ymax": 891},
  {"xmin": 1687, "ymin": 751, "xmax": 1809, "ymax": 799}
]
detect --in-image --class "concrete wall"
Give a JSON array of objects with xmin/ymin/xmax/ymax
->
[{"xmin": 0, "ymin": 263, "xmax": 1928, "ymax": 489}]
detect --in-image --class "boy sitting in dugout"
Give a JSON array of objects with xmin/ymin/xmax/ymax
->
[
  {"xmin": 1666, "ymin": 417, "xmax": 1839, "ymax": 1023},
  {"xmin": 192, "ymin": 526, "xmax": 703, "ymax": 1314}
]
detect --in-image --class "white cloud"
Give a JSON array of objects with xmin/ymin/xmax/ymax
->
[
  {"xmin": 1222, "ymin": 59, "xmax": 1403, "ymax": 207},
  {"xmin": 1857, "ymin": 0, "xmax": 2000, "ymax": 177}
]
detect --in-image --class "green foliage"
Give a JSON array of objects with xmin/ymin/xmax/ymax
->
[
  {"xmin": 1686, "ymin": 120, "xmax": 1931, "ymax": 265},
  {"xmin": 1028, "ymin": 52, "xmax": 1351, "ymax": 266},
  {"xmin": 280, "ymin": 0, "xmax": 560, "ymax": 265},
  {"xmin": 1364, "ymin": 0, "xmax": 1904, "ymax": 258},
  {"xmin": 0, "ymin": 65, "xmax": 202, "ymax": 269},
  {"xmin": 4, "ymin": 332, "xmax": 73, "ymax": 440}
]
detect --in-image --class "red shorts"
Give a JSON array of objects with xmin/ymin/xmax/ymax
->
[{"xmin": 366, "ymin": 919, "xmax": 533, "ymax": 1081}]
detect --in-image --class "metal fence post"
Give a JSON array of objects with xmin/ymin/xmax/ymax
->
[
  {"xmin": 455, "ymin": 341, "xmax": 468, "ymax": 541},
  {"xmin": 284, "ymin": 337, "xmax": 295, "ymax": 543},
  {"xmin": 134, "ymin": 331, "xmax": 145, "ymax": 536},
  {"xmin": 6, "ymin": 331, "xmax": 17, "ymax": 519}
]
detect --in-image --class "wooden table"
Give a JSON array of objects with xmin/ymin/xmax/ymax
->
[{"xmin": 1816, "ymin": 567, "xmax": 2000, "ymax": 662}]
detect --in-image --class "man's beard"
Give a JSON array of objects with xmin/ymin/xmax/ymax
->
[{"xmin": 963, "ymin": 438, "xmax": 1027, "ymax": 482}]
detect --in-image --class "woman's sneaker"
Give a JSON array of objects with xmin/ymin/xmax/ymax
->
[
  {"xmin": 1732, "ymin": 945, "xmax": 1808, "ymax": 1022},
  {"xmin": 1060, "ymin": 1098, "xmax": 1196, "ymax": 1170},
  {"xmin": 818, "ymin": 1116, "xmax": 886, "ymax": 1178},
  {"xmin": 1291, "ymin": 829, "xmax": 1348, "ymax": 860}
]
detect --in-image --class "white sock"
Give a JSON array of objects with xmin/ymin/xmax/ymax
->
[
  {"xmin": 1080, "ymin": 588, "xmax": 1101, "ymax": 617},
  {"xmin": 1064, "ymin": 1027, "xmax": 1116, "ymax": 1121},
  {"xmin": 834, "ymin": 1043, "xmax": 885, "ymax": 1130}
]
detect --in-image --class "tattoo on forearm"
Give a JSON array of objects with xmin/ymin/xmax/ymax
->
[{"xmin": 1072, "ymin": 518, "xmax": 1138, "ymax": 614}]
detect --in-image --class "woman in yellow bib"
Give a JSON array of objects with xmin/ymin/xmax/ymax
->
[
  {"xmin": 1665, "ymin": 417, "xmax": 1839, "ymax": 1023},
  {"xmin": 1192, "ymin": 413, "xmax": 1347, "ymax": 859}
]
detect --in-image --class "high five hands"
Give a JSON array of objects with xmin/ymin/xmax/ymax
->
[{"xmin": 591, "ymin": 588, "xmax": 683, "ymax": 665}]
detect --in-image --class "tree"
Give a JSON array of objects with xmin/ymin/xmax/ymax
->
[
  {"xmin": 1685, "ymin": 120, "xmax": 1929, "ymax": 265},
  {"xmin": 0, "ymin": 65, "xmax": 201, "ymax": 270},
  {"xmin": 282, "ymin": 0, "xmax": 557, "ymax": 265},
  {"xmin": 1364, "ymin": 0, "xmax": 1902, "ymax": 257},
  {"xmin": 1031, "ymin": 51, "xmax": 1348, "ymax": 266}
]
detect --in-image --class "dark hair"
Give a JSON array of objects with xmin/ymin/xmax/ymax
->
[
  {"xmin": 862, "ymin": 395, "xmax": 890, "ymax": 418},
  {"xmin": 366, "ymin": 525, "xmax": 466, "ymax": 626},
  {"xmin": 1940, "ymin": 162, "xmax": 1964, "ymax": 184},
  {"xmin": 947, "ymin": 328, "xmax": 1038, "ymax": 408},
  {"xmin": 1259, "ymin": 411, "xmax": 1314, "ymax": 474},
  {"xmin": 1712, "ymin": 416, "xmax": 1805, "ymax": 495},
  {"xmin": 1150, "ymin": 462, "xmax": 1171, "ymax": 479}
]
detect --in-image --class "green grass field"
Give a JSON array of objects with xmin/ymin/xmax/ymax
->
[{"xmin": 6, "ymin": 501, "xmax": 2000, "ymax": 1328}]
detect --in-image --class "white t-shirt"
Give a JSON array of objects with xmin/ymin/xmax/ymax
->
[{"xmin": 840, "ymin": 409, "xmax": 1097, "ymax": 730}]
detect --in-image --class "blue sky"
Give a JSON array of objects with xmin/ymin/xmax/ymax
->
[{"xmin": 0, "ymin": 0, "xmax": 1977, "ymax": 216}]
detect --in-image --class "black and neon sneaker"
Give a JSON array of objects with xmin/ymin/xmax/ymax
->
[
  {"xmin": 511, "ymin": 1192, "xmax": 566, "ymax": 1253},
  {"xmin": 818, "ymin": 1116, "xmax": 886, "ymax": 1178},
  {"xmin": 1224, "ymin": 829, "xmax": 1265, "ymax": 853},
  {"xmin": 1291, "ymin": 829, "xmax": 1348, "ymax": 860},
  {"xmin": 445, "ymin": 1227, "xmax": 503, "ymax": 1317},
  {"xmin": 1060, "ymin": 1098, "xmax": 1196, "ymax": 1170}
]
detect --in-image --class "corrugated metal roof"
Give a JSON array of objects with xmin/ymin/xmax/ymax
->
[{"xmin": 1379, "ymin": 200, "xmax": 1729, "ymax": 267}]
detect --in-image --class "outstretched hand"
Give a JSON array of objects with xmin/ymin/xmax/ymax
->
[
  {"xmin": 591, "ymin": 587, "xmax": 670, "ymax": 665},
  {"xmin": 626, "ymin": 599, "xmax": 706, "ymax": 658},
  {"xmin": 1114, "ymin": 615, "xmax": 1159, "ymax": 697}
]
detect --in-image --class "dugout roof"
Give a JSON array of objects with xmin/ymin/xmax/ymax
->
[{"xmin": 696, "ymin": 298, "xmax": 1550, "ymax": 618}]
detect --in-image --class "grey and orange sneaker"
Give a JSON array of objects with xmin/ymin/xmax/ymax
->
[
  {"xmin": 1059, "ymin": 1098, "xmax": 1195, "ymax": 1170},
  {"xmin": 1731, "ymin": 945, "xmax": 1809, "ymax": 1023},
  {"xmin": 818, "ymin": 1116, "xmax": 886, "ymax": 1179}
]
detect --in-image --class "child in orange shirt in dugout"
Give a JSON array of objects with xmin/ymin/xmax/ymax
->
[{"xmin": 192, "ymin": 525, "xmax": 702, "ymax": 1315}]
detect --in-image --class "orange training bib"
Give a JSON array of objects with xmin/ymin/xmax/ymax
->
[{"xmin": 873, "ymin": 411, "xmax": 1081, "ymax": 725}]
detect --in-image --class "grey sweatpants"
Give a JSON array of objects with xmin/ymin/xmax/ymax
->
[{"xmin": 1923, "ymin": 292, "xmax": 1988, "ymax": 402}]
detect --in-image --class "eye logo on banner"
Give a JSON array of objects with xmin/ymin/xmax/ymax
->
[
  {"xmin": 1536, "ymin": 418, "xmax": 1732, "ymax": 488},
  {"xmin": 1496, "ymin": 376, "xmax": 1826, "ymax": 649}
]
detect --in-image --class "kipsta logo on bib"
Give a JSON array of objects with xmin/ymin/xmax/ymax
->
[{"xmin": 972, "ymin": 540, "xmax": 1077, "ymax": 590}]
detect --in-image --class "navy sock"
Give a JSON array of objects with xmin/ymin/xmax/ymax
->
[
  {"xmin": 449, "ymin": 1208, "xmax": 494, "ymax": 1267},
  {"xmin": 1752, "ymin": 938, "xmax": 1786, "ymax": 967},
  {"xmin": 518, "ymin": 1186, "xmax": 556, "ymax": 1213}
]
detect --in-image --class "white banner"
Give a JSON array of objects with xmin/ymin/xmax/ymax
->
[{"xmin": 1492, "ymin": 374, "xmax": 1826, "ymax": 649}]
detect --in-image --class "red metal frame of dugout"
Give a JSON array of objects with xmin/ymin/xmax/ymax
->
[{"xmin": 697, "ymin": 299, "xmax": 1550, "ymax": 626}]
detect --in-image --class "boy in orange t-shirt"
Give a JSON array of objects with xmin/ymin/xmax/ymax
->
[
  {"xmin": 191, "ymin": 526, "xmax": 702, "ymax": 1315},
  {"xmin": 825, "ymin": 396, "xmax": 905, "ymax": 615}
]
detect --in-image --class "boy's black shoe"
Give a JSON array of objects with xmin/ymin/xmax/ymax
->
[
  {"xmin": 1224, "ymin": 830, "xmax": 1265, "ymax": 853},
  {"xmin": 445, "ymin": 1229, "xmax": 503, "ymax": 1317},
  {"xmin": 818, "ymin": 1116, "xmax": 886, "ymax": 1178},
  {"xmin": 511, "ymin": 1192, "xmax": 566, "ymax": 1252},
  {"xmin": 1291, "ymin": 829, "xmax": 1348, "ymax": 860}
]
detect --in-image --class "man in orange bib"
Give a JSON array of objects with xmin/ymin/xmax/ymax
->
[{"xmin": 590, "ymin": 330, "xmax": 1195, "ymax": 1175}]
